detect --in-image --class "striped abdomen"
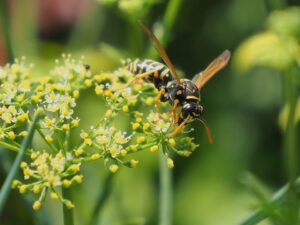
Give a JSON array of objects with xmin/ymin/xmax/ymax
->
[{"xmin": 127, "ymin": 59, "xmax": 173, "ymax": 89}]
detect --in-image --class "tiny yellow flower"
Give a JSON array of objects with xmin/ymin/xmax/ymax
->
[
  {"xmin": 73, "ymin": 175, "xmax": 83, "ymax": 183},
  {"xmin": 129, "ymin": 99, "xmax": 137, "ymax": 106},
  {"xmin": 109, "ymin": 147, "xmax": 116, "ymax": 156},
  {"xmin": 19, "ymin": 131, "xmax": 28, "ymax": 137},
  {"xmin": 65, "ymin": 200, "xmax": 75, "ymax": 209},
  {"xmin": 80, "ymin": 131, "xmax": 88, "ymax": 139},
  {"xmin": 168, "ymin": 138, "xmax": 176, "ymax": 147},
  {"xmin": 104, "ymin": 89, "xmax": 112, "ymax": 97},
  {"xmin": 132, "ymin": 123, "xmax": 140, "ymax": 130},
  {"xmin": 17, "ymin": 113, "xmax": 28, "ymax": 122},
  {"xmin": 11, "ymin": 180, "xmax": 20, "ymax": 189},
  {"xmin": 45, "ymin": 135, "xmax": 53, "ymax": 143},
  {"xmin": 136, "ymin": 117, "xmax": 142, "ymax": 123},
  {"xmin": 73, "ymin": 90, "xmax": 80, "ymax": 98},
  {"xmin": 74, "ymin": 148, "xmax": 83, "ymax": 156},
  {"xmin": 34, "ymin": 107, "xmax": 44, "ymax": 116},
  {"xmin": 120, "ymin": 149, "xmax": 127, "ymax": 156},
  {"xmin": 150, "ymin": 145, "xmax": 159, "ymax": 153},
  {"xmin": 122, "ymin": 105, "xmax": 129, "ymax": 112},
  {"xmin": 105, "ymin": 109, "xmax": 113, "ymax": 118},
  {"xmin": 16, "ymin": 94, "xmax": 25, "ymax": 102},
  {"xmin": 143, "ymin": 122, "xmax": 150, "ymax": 131},
  {"xmin": 50, "ymin": 192, "xmax": 59, "ymax": 200},
  {"xmin": 20, "ymin": 161, "xmax": 27, "ymax": 168},
  {"xmin": 69, "ymin": 164, "xmax": 80, "ymax": 172},
  {"xmin": 19, "ymin": 185, "xmax": 27, "ymax": 193},
  {"xmin": 23, "ymin": 168, "xmax": 31, "ymax": 177},
  {"xmin": 71, "ymin": 119, "xmax": 79, "ymax": 127},
  {"xmin": 181, "ymin": 150, "xmax": 192, "ymax": 157},
  {"xmin": 62, "ymin": 179, "xmax": 72, "ymax": 188},
  {"xmin": 84, "ymin": 138, "xmax": 92, "ymax": 145},
  {"xmin": 44, "ymin": 117, "xmax": 52, "ymax": 127},
  {"xmin": 129, "ymin": 145, "xmax": 137, "ymax": 151},
  {"xmin": 109, "ymin": 164, "xmax": 119, "ymax": 173},
  {"xmin": 167, "ymin": 158, "xmax": 174, "ymax": 169},
  {"xmin": 111, "ymin": 94, "xmax": 117, "ymax": 100},
  {"xmin": 7, "ymin": 131, "xmax": 15, "ymax": 140},
  {"xmin": 137, "ymin": 136, "xmax": 146, "ymax": 144},
  {"xmin": 32, "ymin": 185, "xmax": 41, "ymax": 194},
  {"xmin": 95, "ymin": 85, "xmax": 103, "ymax": 95},
  {"xmin": 91, "ymin": 153, "xmax": 101, "ymax": 160},
  {"xmin": 84, "ymin": 79, "xmax": 92, "ymax": 87},
  {"xmin": 31, "ymin": 152, "xmax": 38, "ymax": 159},
  {"xmin": 62, "ymin": 124, "xmax": 70, "ymax": 131},
  {"xmin": 32, "ymin": 95, "xmax": 40, "ymax": 103},
  {"xmin": 146, "ymin": 97, "xmax": 154, "ymax": 105},
  {"xmin": 33, "ymin": 201, "xmax": 41, "ymax": 210},
  {"xmin": 130, "ymin": 159, "xmax": 139, "ymax": 168}
]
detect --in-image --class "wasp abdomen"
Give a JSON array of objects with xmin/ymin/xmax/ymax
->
[{"xmin": 127, "ymin": 59, "xmax": 173, "ymax": 89}]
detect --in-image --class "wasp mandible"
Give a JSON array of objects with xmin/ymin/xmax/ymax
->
[{"xmin": 124, "ymin": 21, "xmax": 230, "ymax": 143}]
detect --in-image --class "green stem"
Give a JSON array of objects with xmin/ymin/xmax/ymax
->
[
  {"xmin": 0, "ymin": 0, "xmax": 14, "ymax": 63},
  {"xmin": 62, "ymin": 188, "xmax": 74, "ymax": 225},
  {"xmin": 283, "ymin": 67, "xmax": 299, "ymax": 223},
  {"xmin": 36, "ymin": 128, "xmax": 57, "ymax": 153},
  {"xmin": 162, "ymin": 0, "xmax": 183, "ymax": 45},
  {"xmin": 0, "ymin": 116, "xmax": 38, "ymax": 214},
  {"xmin": 146, "ymin": 0, "xmax": 183, "ymax": 59},
  {"xmin": 0, "ymin": 141, "xmax": 19, "ymax": 152},
  {"xmin": 238, "ymin": 177, "xmax": 300, "ymax": 225},
  {"xmin": 159, "ymin": 145, "xmax": 172, "ymax": 225},
  {"xmin": 283, "ymin": 68, "xmax": 298, "ymax": 181},
  {"xmin": 88, "ymin": 173, "xmax": 114, "ymax": 225}
]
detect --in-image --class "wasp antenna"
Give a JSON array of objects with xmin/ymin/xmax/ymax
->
[{"xmin": 197, "ymin": 118, "xmax": 213, "ymax": 144}]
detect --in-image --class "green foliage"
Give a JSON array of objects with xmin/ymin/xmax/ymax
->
[{"xmin": 234, "ymin": 7, "xmax": 300, "ymax": 72}]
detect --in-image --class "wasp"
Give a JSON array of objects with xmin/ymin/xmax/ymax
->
[{"xmin": 124, "ymin": 21, "xmax": 230, "ymax": 143}]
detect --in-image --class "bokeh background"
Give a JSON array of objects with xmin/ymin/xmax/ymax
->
[{"xmin": 1, "ymin": 0, "xmax": 300, "ymax": 224}]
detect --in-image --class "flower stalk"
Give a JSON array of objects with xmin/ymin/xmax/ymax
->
[
  {"xmin": 62, "ymin": 188, "xmax": 75, "ymax": 225},
  {"xmin": 159, "ymin": 145, "xmax": 173, "ymax": 225}
]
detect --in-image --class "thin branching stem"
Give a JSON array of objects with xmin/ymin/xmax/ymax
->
[
  {"xmin": 0, "ymin": 116, "xmax": 38, "ymax": 214},
  {"xmin": 62, "ymin": 188, "xmax": 74, "ymax": 225},
  {"xmin": 159, "ymin": 145, "xmax": 172, "ymax": 225}
]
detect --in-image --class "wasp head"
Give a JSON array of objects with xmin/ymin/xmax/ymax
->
[{"xmin": 181, "ymin": 102, "xmax": 203, "ymax": 120}]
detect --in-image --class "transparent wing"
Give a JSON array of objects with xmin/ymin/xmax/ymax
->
[
  {"xmin": 193, "ymin": 50, "xmax": 231, "ymax": 89},
  {"xmin": 139, "ymin": 21, "xmax": 181, "ymax": 83}
]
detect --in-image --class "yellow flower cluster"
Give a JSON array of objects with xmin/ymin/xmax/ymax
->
[
  {"xmin": 1, "ymin": 55, "xmax": 199, "ymax": 210},
  {"xmin": 12, "ymin": 151, "xmax": 82, "ymax": 209}
]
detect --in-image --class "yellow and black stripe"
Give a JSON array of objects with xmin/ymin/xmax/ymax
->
[{"xmin": 127, "ymin": 59, "xmax": 173, "ymax": 88}]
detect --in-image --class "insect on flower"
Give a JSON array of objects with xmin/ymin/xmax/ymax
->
[{"xmin": 123, "ymin": 21, "xmax": 231, "ymax": 143}]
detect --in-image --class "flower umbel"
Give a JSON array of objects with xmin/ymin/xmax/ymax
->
[{"xmin": 1, "ymin": 55, "xmax": 198, "ymax": 209}]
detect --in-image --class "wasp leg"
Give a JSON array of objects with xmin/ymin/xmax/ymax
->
[
  {"xmin": 155, "ymin": 89, "xmax": 165, "ymax": 113},
  {"xmin": 170, "ymin": 115, "xmax": 190, "ymax": 137},
  {"xmin": 114, "ymin": 70, "xmax": 157, "ymax": 91},
  {"xmin": 170, "ymin": 99, "xmax": 179, "ymax": 125}
]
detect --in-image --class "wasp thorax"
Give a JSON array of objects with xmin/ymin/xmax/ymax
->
[{"xmin": 167, "ymin": 79, "xmax": 200, "ymax": 104}]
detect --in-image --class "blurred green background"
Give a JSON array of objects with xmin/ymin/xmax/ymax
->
[{"xmin": 1, "ymin": 0, "xmax": 300, "ymax": 224}]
